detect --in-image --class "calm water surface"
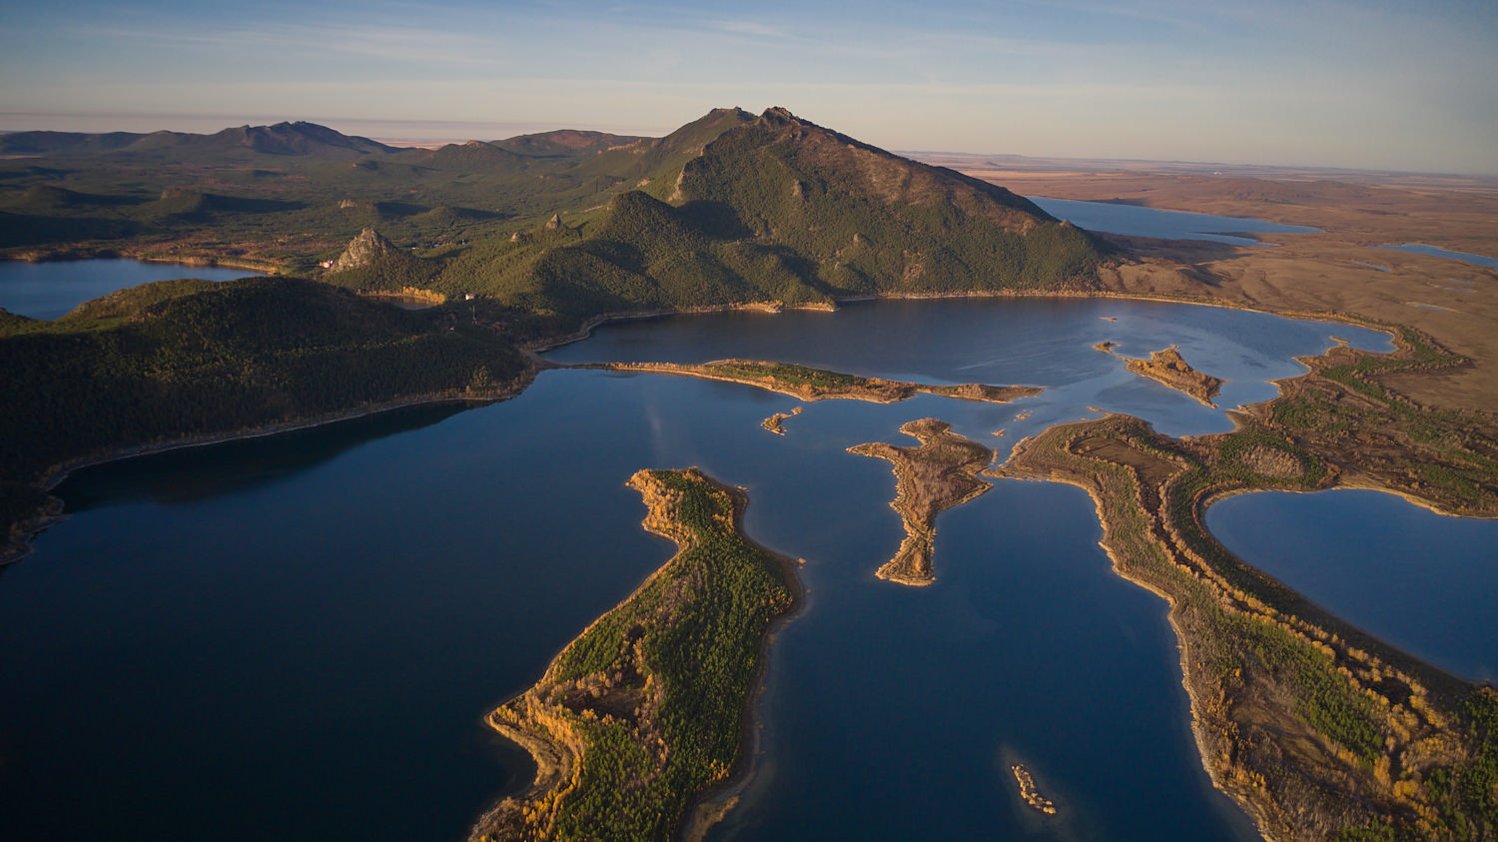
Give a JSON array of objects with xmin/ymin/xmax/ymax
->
[
  {"xmin": 1378, "ymin": 243, "xmax": 1498, "ymax": 271},
  {"xmin": 0, "ymin": 258, "xmax": 261, "ymax": 319},
  {"xmin": 1207, "ymin": 490, "xmax": 1498, "ymax": 682},
  {"xmin": 1027, "ymin": 196, "xmax": 1319, "ymax": 246},
  {"xmin": 0, "ymin": 298, "xmax": 1434, "ymax": 841}
]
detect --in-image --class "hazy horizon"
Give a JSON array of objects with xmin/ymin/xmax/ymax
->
[
  {"xmin": 3, "ymin": 0, "xmax": 1496, "ymax": 175},
  {"xmin": 6, "ymin": 109, "xmax": 1496, "ymax": 179}
]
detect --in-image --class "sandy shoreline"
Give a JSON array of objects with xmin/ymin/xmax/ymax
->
[
  {"xmin": 676, "ymin": 483, "xmax": 809, "ymax": 842},
  {"xmin": 992, "ymin": 455, "xmax": 1278, "ymax": 839}
]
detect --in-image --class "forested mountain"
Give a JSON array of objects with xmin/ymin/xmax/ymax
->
[
  {"xmin": 323, "ymin": 108, "xmax": 1104, "ymax": 328},
  {"xmin": 1, "ymin": 108, "xmax": 1105, "ymax": 317}
]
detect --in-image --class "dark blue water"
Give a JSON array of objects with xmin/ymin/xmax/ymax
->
[
  {"xmin": 1207, "ymin": 490, "xmax": 1498, "ymax": 682},
  {"xmin": 0, "ymin": 258, "xmax": 260, "ymax": 319},
  {"xmin": 548, "ymin": 297, "xmax": 1391, "ymax": 438},
  {"xmin": 0, "ymin": 298, "xmax": 1423, "ymax": 841},
  {"xmin": 1378, "ymin": 243, "xmax": 1498, "ymax": 271},
  {"xmin": 1027, "ymin": 197, "xmax": 1319, "ymax": 246}
]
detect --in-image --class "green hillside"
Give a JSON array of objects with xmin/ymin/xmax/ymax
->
[
  {"xmin": 0, "ymin": 278, "xmax": 529, "ymax": 550},
  {"xmin": 404, "ymin": 108, "xmax": 1102, "ymax": 329},
  {"xmin": 1, "ymin": 108, "xmax": 1103, "ymax": 315}
]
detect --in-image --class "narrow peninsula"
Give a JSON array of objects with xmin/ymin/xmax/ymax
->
[
  {"xmin": 470, "ymin": 468, "xmax": 798, "ymax": 842},
  {"xmin": 592, "ymin": 359, "xmax": 1042, "ymax": 405},
  {"xmin": 992, "ymin": 326, "xmax": 1498, "ymax": 840},
  {"xmin": 849, "ymin": 418, "xmax": 994, "ymax": 586}
]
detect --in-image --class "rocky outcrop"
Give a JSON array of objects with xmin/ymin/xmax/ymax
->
[
  {"xmin": 760, "ymin": 406, "xmax": 803, "ymax": 436},
  {"xmin": 329, "ymin": 227, "xmax": 398, "ymax": 273},
  {"xmin": 1011, "ymin": 765, "xmax": 1057, "ymax": 815}
]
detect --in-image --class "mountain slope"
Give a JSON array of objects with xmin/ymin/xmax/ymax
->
[
  {"xmin": 426, "ymin": 107, "xmax": 1104, "ymax": 328},
  {"xmin": 492, "ymin": 129, "xmax": 648, "ymax": 158}
]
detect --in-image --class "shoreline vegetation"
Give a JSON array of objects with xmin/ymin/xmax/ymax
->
[
  {"xmin": 468, "ymin": 468, "xmax": 799, "ymax": 842},
  {"xmin": 991, "ymin": 324, "xmax": 1498, "ymax": 840},
  {"xmin": 848, "ymin": 419, "xmax": 994, "ymax": 586},
  {"xmin": 581, "ymin": 359, "xmax": 1044, "ymax": 405}
]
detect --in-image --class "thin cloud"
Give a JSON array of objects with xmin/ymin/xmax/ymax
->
[{"xmin": 713, "ymin": 20, "xmax": 789, "ymax": 38}]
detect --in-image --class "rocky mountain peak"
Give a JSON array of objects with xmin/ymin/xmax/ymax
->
[{"xmin": 329, "ymin": 227, "xmax": 398, "ymax": 272}]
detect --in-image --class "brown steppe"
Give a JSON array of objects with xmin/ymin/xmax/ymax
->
[{"xmin": 930, "ymin": 158, "xmax": 1498, "ymax": 412}]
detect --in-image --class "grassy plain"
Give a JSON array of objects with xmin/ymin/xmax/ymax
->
[{"xmin": 933, "ymin": 158, "xmax": 1498, "ymax": 411}]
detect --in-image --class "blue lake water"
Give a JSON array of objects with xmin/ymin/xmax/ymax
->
[
  {"xmin": 0, "ymin": 258, "xmax": 261, "ymax": 319},
  {"xmin": 1027, "ymin": 196, "xmax": 1320, "ymax": 246},
  {"xmin": 0, "ymin": 297, "xmax": 1453, "ymax": 842},
  {"xmin": 1378, "ymin": 243, "xmax": 1498, "ymax": 271},
  {"xmin": 1206, "ymin": 490, "xmax": 1498, "ymax": 682}
]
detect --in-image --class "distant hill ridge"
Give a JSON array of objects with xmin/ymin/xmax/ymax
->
[
  {"xmin": 3, "ymin": 106, "xmax": 1105, "ymax": 334},
  {"xmin": 1, "ymin": 122, "xmax": 647, "ymax": 161},
  {"xmin": 0, "ymin": 121, "xmax": 397, "ymax": 157}
]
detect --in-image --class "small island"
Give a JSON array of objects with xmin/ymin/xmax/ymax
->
[
  {"xmin": 848, "ymin": 419, "xmax": 993, "ymax": 586},
  {"xmin": 1010, "ymin": 764, "xmax": 1057, "ymax": 815},
  {"xmin": 761, "ymin": 406, "xmax": 804, "ymax": 436},
  {"xmin": 470, "ymin": 468, "xmax": 798, "ymax": 842},
  {"xmin": 1099, "ymin": 343, "xmax": 1225, "ymax": 406},
  {"xmin": 591, "ymin": 359, "xmax": 1043, "ymax": 405}
]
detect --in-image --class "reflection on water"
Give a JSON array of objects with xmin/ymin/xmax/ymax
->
[
  {"xmin": 1208, "ymin": 489, "xmax": 1498, "ymax": 682},
  {"xmin": 58, "ymin": 403, "xmax": 466, "ymax": 509}
]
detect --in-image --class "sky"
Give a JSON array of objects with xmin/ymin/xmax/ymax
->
[{"xmin": 2, "ymin": 0, "xmax": 1496, "ymax": 174}]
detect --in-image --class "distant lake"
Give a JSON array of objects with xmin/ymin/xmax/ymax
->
[
  {"xmin": 1027, "ymin": 196, "xmax": 1319, "ymax": 246},
  {"xmin": 1207, "ymin": 489, "xmax": 1498, "ymax": 681},
  {"xmin": 0, "ymin": 258, "xmax": 262, "ymax": 319},
  {"xmin": 1378, "ymin": 243, "xmax": 1498, "ymax": 271},
  {"xmin": 0, "ymin": 298, "xmax": 1440, "ymax": 841}
]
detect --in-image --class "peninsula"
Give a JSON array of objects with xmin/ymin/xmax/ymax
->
[
  {"xmin": 992, "ymin": 324, "xmax": 1498, "ymax": 840},
  {"xmin": 848, "ymin": 419, "xmax": 994, "ymax": 586},
  {"xmin": 591, "ymin": 360, "xmax": 1043, "ymax": 405},
  {"xmin": 469, "ymin": 468, "xmax": 797, "ymax": 841}
]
